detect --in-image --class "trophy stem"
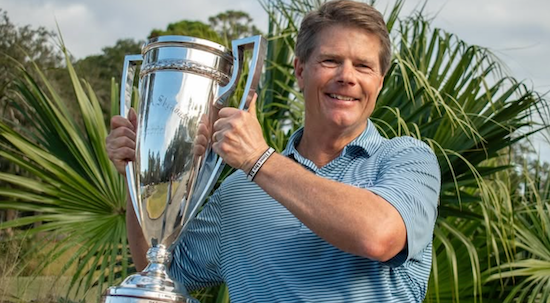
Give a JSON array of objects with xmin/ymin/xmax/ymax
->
[
  {"xmin": 102, "ymin": 245, "xmax": 199, "ymax": 303},
  {"xmin": 144, "ymin": 244, "xmax": 172, "ymax": 278}
]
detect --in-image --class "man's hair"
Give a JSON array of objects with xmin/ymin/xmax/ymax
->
[{"xmin": 295, "ymin": 0, "xmax": 392, "ymax": 75}]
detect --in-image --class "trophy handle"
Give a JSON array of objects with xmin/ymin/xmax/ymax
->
[
  {"xmin": 216, "ymin": 35, "xmax": 267, "ymax": 110},
  {"xmin": 181, "ymin": 36, "xmax": 267, "ymax": 232},
  {"xmin": 233, "ymin": 35, "xmax": 267, "ymax": 110},
  {"xmin": 120, "ymin": 54, "xmax": 143, "ymax": 226}
]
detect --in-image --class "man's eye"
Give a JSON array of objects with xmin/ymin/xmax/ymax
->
[
  {"xmin": 321, "ymin": 59, "xmax": 338, "ymax": 67},
  {"xmin": 356, "ymin": 64, "xmax": 372, "ymax": 72}
]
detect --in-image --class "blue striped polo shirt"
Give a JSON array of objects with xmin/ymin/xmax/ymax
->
[{"xmin": 169, "ymin": 120, "xmax": 441, "ymax": 302}]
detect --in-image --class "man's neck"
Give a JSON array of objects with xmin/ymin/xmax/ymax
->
[{"xmin": 296, "ymin": 122, "xmax": 367, "ymax": 168}]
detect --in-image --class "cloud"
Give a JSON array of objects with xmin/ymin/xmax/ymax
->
[
  {"xmin": 398, "ymin": 0, "xmax": 550, "ymax": 93},
  {"xmin": 1, "ymin": 0, "xmax": 548, "ymax": 162},
  {"xmin": 1, "ymin": 0, "xmax": 547, "ymax": 92},
  {"xmin": 1, "ymin": 0, "xmax": 268, "ymax": 58}
]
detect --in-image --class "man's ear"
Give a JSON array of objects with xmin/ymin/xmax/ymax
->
[
  {"xmin": 377, "ymin": 75, "xmax": 384, "ymax": 95},
  {"xmin": 294, "ymin": 57, "xmax": 305, "ymax": 90}
]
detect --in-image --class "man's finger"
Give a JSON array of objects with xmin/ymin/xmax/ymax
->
[
  {"xmin": 128, "ymin": 108, "xmax": 138, "ymax": 130},
  {"xmin": 111, "ymin": 115, "xmax": 134, "ymax": 130},
  {"xmin": 107, "ymin": 126, "xmax": 136, "ymax": 145}
]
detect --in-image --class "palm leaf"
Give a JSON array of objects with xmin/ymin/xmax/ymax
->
[
  {"xmin": 485, "ymin": 167, "xmax": 550, "ymax": 303},
  {"xmin": 0, "ymin": 48, "xmax": 128, "ymax": 299}
]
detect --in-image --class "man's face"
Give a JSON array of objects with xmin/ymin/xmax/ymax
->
[{"xmin": 295, "ymin": 24, "xmax": 385, "ymax": 134}]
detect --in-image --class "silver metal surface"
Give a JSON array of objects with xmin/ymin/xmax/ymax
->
[
  {"xmin": 103, "ymin": 35, "xmax": 267, "ymax": 303},
  {"xmin": 103, "ymin": 245, "xmax": 197, "ymax": 303}
]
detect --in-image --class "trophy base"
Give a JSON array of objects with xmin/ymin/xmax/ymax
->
[
  {"xmin": 102, "ymin": 246, "xmax": 199, "ymax": 303},
  {"xmin": 102, "ymin": 285, "xmax": 199, "ymax": 303}
]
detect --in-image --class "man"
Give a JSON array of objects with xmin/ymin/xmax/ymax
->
[{"xmin": 106, "ymin": 0, "xmax": 441, "ymax": 302}]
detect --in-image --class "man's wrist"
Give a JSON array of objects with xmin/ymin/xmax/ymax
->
[{"xmin": 246, "ymin": 147, "xmax": 275, "ymax": 181}]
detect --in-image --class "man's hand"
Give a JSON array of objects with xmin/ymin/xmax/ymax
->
[
  {"xmin": 212, "ymin": 94, "xmax": 269, "ymax": 173},
  {"xmin": 106, "ymin": 108, "xmax": 138, "ymax": 175}
]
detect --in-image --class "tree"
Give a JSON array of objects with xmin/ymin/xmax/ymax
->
[
  {"xmin": 149, "ymin": 20, "xmax": 224, "ymax": 45},
  {"xmin": 208, "ymin": 10, "xmax": 262, "ymax": 43},
  {"xmin": 148, "ymin": 10, "xmax": 264, "ymax": 47},
  {"xmin": 0, "ymin": 9, "xmax": 73, "ymax": 115},
  {"xmin": 0, "ymin": 8, "xmax": 63, "ymax": 237},
  {"xmin": 0, "ymin": 8, "xmax": 64, "ymax": 136},
  {"xmin": 0, "ymin": 9, "xmax": 62, "ymax": 86},
  {"xmin": 73, "ymin": 38, "xmax": 143, "ymax": 122}
]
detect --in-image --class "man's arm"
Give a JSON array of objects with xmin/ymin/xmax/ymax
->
[
  {"xmin": 210, "ymin": 97, "xmax": 437, "ymax": 262},
  {"xmin": 254, "ymin": 152, "xmax": 407, "ymax": 261},
  {"xmin": 126, "ymin": 194, "xmax": 149, "ymax": 271}
]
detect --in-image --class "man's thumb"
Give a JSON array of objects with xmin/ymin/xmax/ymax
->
[{"xmin": 247, "ymin": 92, "xmax": 258, "ymax": 116}]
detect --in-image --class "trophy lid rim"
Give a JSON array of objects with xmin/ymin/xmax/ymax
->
[{"xmin": 142, "ymin": 35, "xmax": 232, "ymax": 59}]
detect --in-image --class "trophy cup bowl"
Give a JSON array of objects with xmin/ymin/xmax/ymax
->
[{"xmin": 102, "ymin": 35, "xmax": 266, "ymax": 303}]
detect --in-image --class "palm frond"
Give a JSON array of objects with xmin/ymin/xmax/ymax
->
[{"xmin": 0, "ymin": 49, "xmax": 128, "ymax": 299}]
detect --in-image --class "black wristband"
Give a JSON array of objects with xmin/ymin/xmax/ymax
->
[{"xmin": 247, "ymin": 147, "xmax": 275, "ymax": 181}]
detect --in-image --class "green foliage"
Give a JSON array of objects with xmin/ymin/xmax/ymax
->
[
  {"xmin": 378, "ymin": 10, "xmax": 547, "ymax": 303},
  {"xmin": 256, "ymin": 0, "xmax": 305, "ymax": 151},
  {"xmin": 0, "ymin": 1, "xmax": 548, "ymax": 303},
  {"xmin": 208, "ymin": 11, "xmax": 263, "ymax": 44},
  {"xmin": 149, "ymin": 20, "xmax": 224, "ymax": 45},
  {"xmin": 0, "ymin": 9, "xmax": 65, "ymax": 186},
  {"xmin": 0, "ymin": 232, "xmax": 29, "ymax": 276},
  {"xmin": 73, "ymin": 39, "xmax": 143, "ymax": 123},
  {"xmin": 0, "ymin": 9, "xmax": 62, "ymax": 91},
  {"xmin": 255, "ymin": 1, "xmax": 549, "ymax": 302},
  {"xmin": 483, "ymin": 161, "xmax": 550, "ymax": 303},
  {"xmin": 0, "ymin": 49, "xmax": 128, "ymax": 299}
]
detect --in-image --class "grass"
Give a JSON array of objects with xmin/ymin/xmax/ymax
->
[
  {"xmin": 3, "ymin": 276, "xmax": 72, "ymax": 303},
  {"xmin": 0, "ymin": 234, "xmax": 95, "ymax": 303},
  {"xmin": 1, "ymin": 276, "xmax": 103, "ymax": 303}
]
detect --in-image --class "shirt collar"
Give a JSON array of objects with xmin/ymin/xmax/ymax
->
[{"xmin": 282, "ymin": 119, "xmax": 385, "ymax": 160}]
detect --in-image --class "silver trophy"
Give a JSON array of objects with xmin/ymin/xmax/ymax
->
[{"xmin": 102, "ymin": 35, "xmax": 266, "ymax": 303}]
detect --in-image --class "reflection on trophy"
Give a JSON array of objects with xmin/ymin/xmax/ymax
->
[{"xmin": 102, "ymin": 35, "xmax": 266, "ymax": 303}]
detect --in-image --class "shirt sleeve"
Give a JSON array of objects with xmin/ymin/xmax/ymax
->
[
  {"xmin": 168, "ymin": 189, "xmax": 223, "ymax": 290},
  {"xmin": 366, "ymin": 137, "xmax": 440, "ymax": 266}
]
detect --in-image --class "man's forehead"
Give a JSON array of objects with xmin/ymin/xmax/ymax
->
[
  {"xmin": 314, "ymin": 25, "xmax": 380, "ymax": 49},
  {"xmin": 314, "ymin": 40, "xmax": 380, "ymax": 63},
  {"xmin": 316, "ymin": 48, "xmax": 377, "ymax": 61}
]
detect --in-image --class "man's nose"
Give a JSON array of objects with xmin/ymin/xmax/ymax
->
[{"xmin": 336, "ymin": 61, "xmax": 356, "ymax": 86}]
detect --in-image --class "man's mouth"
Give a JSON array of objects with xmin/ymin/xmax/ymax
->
[{"xmin": 328, "ymin": 93, "xmax": 357, "ymax": 101}]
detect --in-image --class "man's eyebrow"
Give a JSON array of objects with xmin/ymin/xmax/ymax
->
[
  {"xmin": 317, "ymin": 52, "xmax": 340, "ymax": 58},
  {"xmin": 357, "ymin": 57, "xmax": 377, "ymax": 65}
]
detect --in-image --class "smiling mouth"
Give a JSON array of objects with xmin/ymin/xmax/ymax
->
[{"xmin": 327, "ymin": 93, "xmax": 357, "ymax": 101}]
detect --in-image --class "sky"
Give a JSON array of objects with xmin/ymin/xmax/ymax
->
[{"xmin": 1, "ymin": 0, "xmax": 549, "ymax": 161}]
